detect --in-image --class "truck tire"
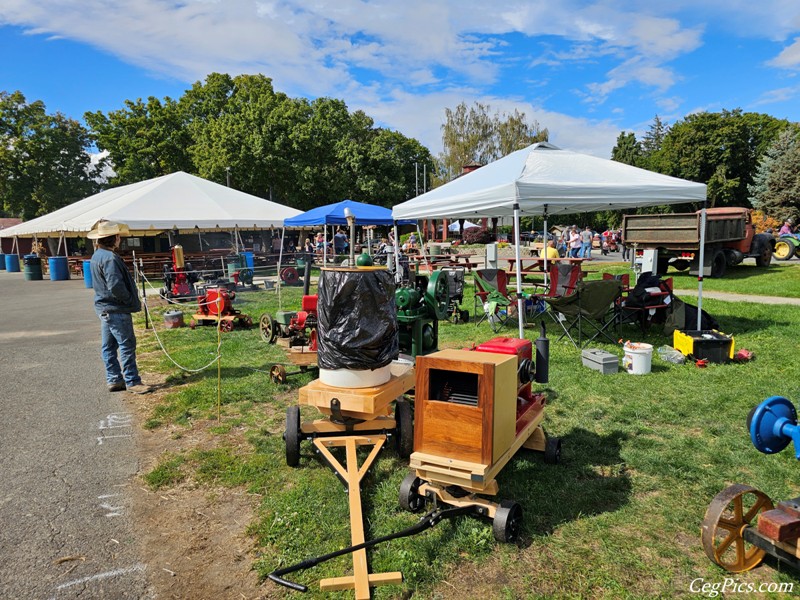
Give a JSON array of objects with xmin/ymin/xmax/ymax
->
[
  {"xmin": 774, "ymin": 240, "xmax": 796, "ymax": 261},
  {"xmin": 754, "ymin": 244, "xmax": 773, "ymax": 267},
  {"xmin": 710, "ymin": 250, "xmax": 727, "ymax": 278}
]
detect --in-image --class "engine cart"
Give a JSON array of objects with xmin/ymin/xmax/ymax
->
[
  {"xmin": 189, "ymin": 286, "xmax": 252, "ymax": 332},
  {"xmin": 399, "ymin": 328, "xmax": 559, "ymax": 543},
  {"xmin": 440, "ymin": 266, "xmax": 470, "ymax": 323},
  {"xmin": 702, "ymin": 396, "xmax": 800, "ymax": 572}
]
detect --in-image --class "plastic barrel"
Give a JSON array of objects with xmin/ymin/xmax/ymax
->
[
  {"xmin": 23, "ymin": 254, "xmax": 42, "ymax": 281},
  {"xmin": 5, "ymin": 254, "xmax": 20, "ymax": 272},
  {"xmin": 226, "ymin": 255, "xmax": 242, "ymax": 279},
  {"xmin": 83, "ymin": 259, "xmax": 93, "ymax": 288},
  {"xmin": 241, "ymin": 251, "xmax": 254, "ymax": 269},
  {"xmin": 0, "ymin": 253, "xmax": 5, "ymax": 271},
  {"xmin": 48, "ymin": 256, "xmax": 70, "ymax": 281}
]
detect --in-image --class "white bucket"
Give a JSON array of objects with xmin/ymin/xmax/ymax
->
[
  {"xmin": 319, "ymin": 364, "xmax": 392, "ymax": 388},
  {"xmin": 622, "ymin": 342, "xmax": 653, "ymax": 375}
]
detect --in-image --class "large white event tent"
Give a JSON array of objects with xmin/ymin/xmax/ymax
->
[
  {"xmin": 0, "ymin": 171, "xmax": 302, "ymax": 242},
  {"xmin": 392, "ymin": 142, "xmax": 708, "ymax": 337}
]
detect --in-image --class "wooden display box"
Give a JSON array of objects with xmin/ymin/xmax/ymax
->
[{"xmin": 413, "ymin": 349, "xmax": 517, "ymax": 466}]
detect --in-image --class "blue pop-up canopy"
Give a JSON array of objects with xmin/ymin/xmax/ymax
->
[{"xmin": 284, "ymin": 199, "xmax": 412, "ymax": 227}]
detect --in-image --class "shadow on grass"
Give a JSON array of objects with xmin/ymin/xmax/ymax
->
[{"xmin": 499, "ymin": 427, "xmax": 632, "ymax": 543}]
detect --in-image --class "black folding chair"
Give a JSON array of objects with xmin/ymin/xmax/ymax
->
[{"xmin": 545, "ymin": 279, "xmax": 623, "ymax": 348}]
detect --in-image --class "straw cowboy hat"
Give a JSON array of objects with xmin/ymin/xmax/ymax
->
[{"xmin": 87, "ymin": 220, "xmax": 131, "ymax": 239}]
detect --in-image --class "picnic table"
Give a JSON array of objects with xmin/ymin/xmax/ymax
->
[
  {"xmin": 410, "ymin": 252, "xmax": 481, "ymax": 272},
  {"xmin": 504, "ymin": 257, "xmax": 586, "ymax": 277}
]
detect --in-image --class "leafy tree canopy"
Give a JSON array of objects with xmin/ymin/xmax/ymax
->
[{"xmin": 0, "ymin": 91, "xmax": 103, "ymax": 219}]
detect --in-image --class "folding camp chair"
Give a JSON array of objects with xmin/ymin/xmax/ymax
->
[
  {"xmin": 545, "ymin": 279, "xmax": 623, "ymax": 348},
  {"xmin": 617, "ymin": 276, "xmax": 673, "ymax": 333},
  {"xmin": 530, "ymin": 262, "xmax": 583, "ymax": 300},
  {"xmin": 473, "ymin": 269, "xmax": 514, "ymax": 332}
]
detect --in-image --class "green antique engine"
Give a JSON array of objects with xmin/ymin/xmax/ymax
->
[{"xmin": 395, "ymin": 271, "xmax": 450, "ymax": 358}]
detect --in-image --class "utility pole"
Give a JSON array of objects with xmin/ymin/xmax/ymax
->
[{"xmin": 415, "ymin": 162, "xmax": 419, "ymax": 197}]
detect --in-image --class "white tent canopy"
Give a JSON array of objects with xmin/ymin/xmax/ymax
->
[
  {"xmin": 393, "ymin": 143, "xmax": 706, "ymax": 220},
  {"xmin": 392, "ymin": 142, "xmax": 708, "ymax": 337},
  {"xmin": 0, "ymin": 171, "xmax": 302, "ymax": 238},
  {"xmin": 448, "ymin": 220, "xmax": 479, "ymax": 231}
]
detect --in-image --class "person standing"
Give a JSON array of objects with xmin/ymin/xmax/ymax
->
[
  {"xmin": 620, "ymin": 228, "xmax": 630, "ymax": 261},
  {"xmin": 580, "ymin": 225, "xmax": 593, "ymax": 259},
  {"xmin": 88, "ymin": 221, "xmax": 151, "ymax": 394},
  {"xmin": 569, "ymin": 227, "xmax": 582, "ymax": 258}
]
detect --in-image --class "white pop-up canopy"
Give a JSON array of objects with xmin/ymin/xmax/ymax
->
[
  {"xmin": 393, "ymin": 142, "xmax": 708, "ymax": 337},
  {"xmin": 0, "ymin": 171, "xmax": 302, "ymax": 238}
]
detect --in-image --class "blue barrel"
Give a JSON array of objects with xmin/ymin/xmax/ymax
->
[
  {"xmin": 0, "ymin": 253, "xmax": 5, "ymax": 271},
  {"xmin": 5, "ymin": 254, "xmax": 20, "ymax": 272},
  {"xmin": 23, "ymin": 254, "xmax": 43, "ymax": 281},
  {"xmin": 48, "ymin": 256, "xmax": 70, "ymax": 281},
  {"xmin": 83, "ymin": 259, "xmax": 93, "ymax": 288},
  {"xmin": 241, "ymin": 251, "xmax": 255, "ymax": 270}
]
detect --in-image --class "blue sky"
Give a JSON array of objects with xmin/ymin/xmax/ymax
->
[{"xmin": 2, "ymin": 0, "xmax": 800, "ymax": 159}]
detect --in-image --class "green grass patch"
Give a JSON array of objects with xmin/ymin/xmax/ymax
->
[{"xmin": 136, "ymin": 265, "xmax": 800, "ymax": 597}]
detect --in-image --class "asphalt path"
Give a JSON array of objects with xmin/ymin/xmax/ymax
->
[{"xmin": 0, "ymin": 272, "xmax": 151, "ymax": 599}]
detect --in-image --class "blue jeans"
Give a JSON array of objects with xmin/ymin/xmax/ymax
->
[
  {"xmin": 99, "ymin": 312, "xmax": 141, "ymax": 387},
  {"xmin": 581, "ymin": 242, "xmax": 592, "ymax": 258}
]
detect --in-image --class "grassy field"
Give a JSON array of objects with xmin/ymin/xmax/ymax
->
[{"xmin": 136, "ymin": 262, "xmax": 800, "ymax": 598}]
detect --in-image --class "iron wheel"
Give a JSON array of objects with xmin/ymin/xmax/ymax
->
[
  {"xmin": 270, "ymin": 365, "xmax": 287, "ymax": 384},
  {"xmin": 259, "ymin": 313, "xmax": 278, "ymax": 343},
  {"xmin": 284, "ymin": 405, "xmax": 301, "ymax": 467},
  {"xmin": 399, "ymin": 473, "xmax": 425, "ymax": 513},
  {"xmin": 492, "ymin": 499, "xmax": 523, "ymax": 543},
  {"xmin": 219, "ymin": 319, "xmax": 234, "ymax": 332},
  {"xmin": 701, "ymin": 483, "xmax": 772, "ymax": 572}
]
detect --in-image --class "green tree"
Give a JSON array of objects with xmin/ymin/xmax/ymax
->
[
  {"xmin": 437, "ymin": 102, "xmax": 548, "ymax": 184},
  {"xmin": 85, "ymin": 95, "xmax": 193, "ymax": 186},
  {"xmin": 0, "ymin": 91, "xmax": 102, "ymax": 219},
  {"xmin": 610, "ymin": 131, "xmax": 641, "ymax": 165},
  {"xmin": 748, "ymin": 126, "xmax": 800, "ymax": 220},
  {"xmin": 655, "ymin": 109, "xmax": 790, "ymax": 207}
]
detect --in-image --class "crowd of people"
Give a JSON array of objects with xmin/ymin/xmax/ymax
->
[{"xmin": 546, "ymin": 226, "xmax": 628, "ymax": 260}]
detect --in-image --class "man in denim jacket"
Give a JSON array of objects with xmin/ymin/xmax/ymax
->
[{"xmin": 88, "ymin": 221, "xmax": 151, "ymax": 394}]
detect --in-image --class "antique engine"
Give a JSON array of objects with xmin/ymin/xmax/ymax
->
[{"xmin": 395, "ymin": 271, "xmax": 450, "ymax": 358}]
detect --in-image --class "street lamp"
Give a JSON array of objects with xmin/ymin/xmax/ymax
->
[{"xmin": 344, "ymin": 207, "xmax": 356, "ymax": 266}]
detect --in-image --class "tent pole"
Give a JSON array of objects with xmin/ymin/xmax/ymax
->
[
  {"xmin": 416, "ymin": 224, "xmax": 429, "ymax": 269},
  {"xmin": 542, "ymin": 205, "xmax": 549, "ymax": 288},
  {"xmin": 277, "ymin": 227, "xmax": 285, "ymax": 310},
  {"xmin": 323, "ymin": 225, "xmax": 328, "ymax": 267},
  {"xmin": 513, "ymin": 203, "xmax": 524, "ymax": 339},
  {"xmin": 392, "ymin": 224, "xmax": 401, "ymax": 284},
  {"xmin": 696, "ymin": 202, "xmax": 707, "ymax": 330}
]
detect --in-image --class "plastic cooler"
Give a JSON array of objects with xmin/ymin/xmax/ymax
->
[{"xmin": 673, "ymin": 330, "xmax": 734, "ymax": 363}]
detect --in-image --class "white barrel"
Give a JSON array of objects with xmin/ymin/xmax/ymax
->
[{"xmin": 319, "ymin": 364, "xmax": 392, "ymax": 388}]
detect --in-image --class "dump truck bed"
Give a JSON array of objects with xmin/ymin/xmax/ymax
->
[{"xmin": 622, "ymin": 209, "xmax": 747, "ymax": 251}]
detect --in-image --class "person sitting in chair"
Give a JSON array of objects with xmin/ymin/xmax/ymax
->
[{"xmin": 540, "ymin": 240, "xmax": 560, "ymax": 260}]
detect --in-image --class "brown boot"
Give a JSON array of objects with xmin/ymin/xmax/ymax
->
[
  {"xmin": 107, "ymin": 381, "xmax": 126, "ymax": 392},
  {"xmin": 126, "ymin": 383, "xmax": 152, "ymax": 394}
]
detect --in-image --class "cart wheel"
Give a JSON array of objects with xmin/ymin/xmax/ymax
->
[
  {"xmin": 493, "ymin": 499, "xmax": 523, "ymax": 543},
  {"xmin": 544, "ymin": 437, "xmax": 562, "ymax": 464},
  {"xmin": 270, "ymin": 365, "xmax": 287, "ymax": 384},
  {"xmin": 460, "ymin": 309, "xmax": 470, "ymax": 323},
  {"xmin": 284, "ymin": 406, "xmax": 301, "ymax": 467},
  {"xmin": 219, "ymin": 319, "xmax": 234, "ymax": 332},
  {"xmin": 701, "ymin": 483, "xmax": 773, "ymax": 572},
  {"xmin": 242, "ymin": 315, "xmax": 253, "ymax": 328},
  {"xmin": 394, "ymin": 399, "xmax": 413, "ymax": 458},
  {"xmin": 399, "ymin": 473, "xmax": 425, "ymax": 513},
  {"xmin": 259, "ymin": 313, "xmax": 278, "ymax": 343}
]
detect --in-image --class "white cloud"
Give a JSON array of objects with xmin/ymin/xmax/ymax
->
[
  {"xmin": 752, "ymin": 85, "xmax": 800, "ymax": 106},
  {"xmin": 768, "ymin": 37, "xmax": 800, "ymax": 69}
]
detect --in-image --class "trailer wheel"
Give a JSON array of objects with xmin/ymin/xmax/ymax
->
[
  {"xmin": 774, "ymin": 240, "xmax": 795, "ymax": 261},
  {"xmin": 394, "ymin": 399, "xmax": 413, "ymax": 458},
  {"xmin": 219, "ymin": 319, "xmax": 234, "ymax": 332},
  {"xmin": 493, "ymin": 499, "xmax": 523, "ymax": 543},
  {"xmin": 284, "ymin": 406, "xmax": 301, "ymax": 467},
  {"xmin": 544, "ymin": 436, "xmax": 562, "ymax": 464},
  {"xmin": 399, "ymin": 473, "xmax": 425, "ymax": 513},
  {"xmin": 270, "ymin": 365, "xmax": 287, "ymax": 385},
  {"xmin": 710, "ymin": 250, "xmax": 727, "ymax": 278}
]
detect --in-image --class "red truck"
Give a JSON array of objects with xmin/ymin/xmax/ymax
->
[{"xmin": 622, "ymin": 207, "xmax": 775, "ymax": 278}]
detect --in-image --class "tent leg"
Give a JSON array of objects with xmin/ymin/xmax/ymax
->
[{"xmin": 513, "ymin": 203, "xmax": 524, "ymax": 339}]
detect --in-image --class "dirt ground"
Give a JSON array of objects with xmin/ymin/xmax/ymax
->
[{"xmin": 128, "ymin": 382, "xmax": 270, "ymax": 600}]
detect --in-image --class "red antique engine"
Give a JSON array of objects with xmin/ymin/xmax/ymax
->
[
  {"xmin": 191, "ymin": 286, "xmax": 252, "ymax": 332},
  {"xmin": 160, "ymin": 245, "xmax": 199, "ymax": 299},
  {"xmin": 260, "ymin": 294, "xmax": 318, "ymax": 348}
]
